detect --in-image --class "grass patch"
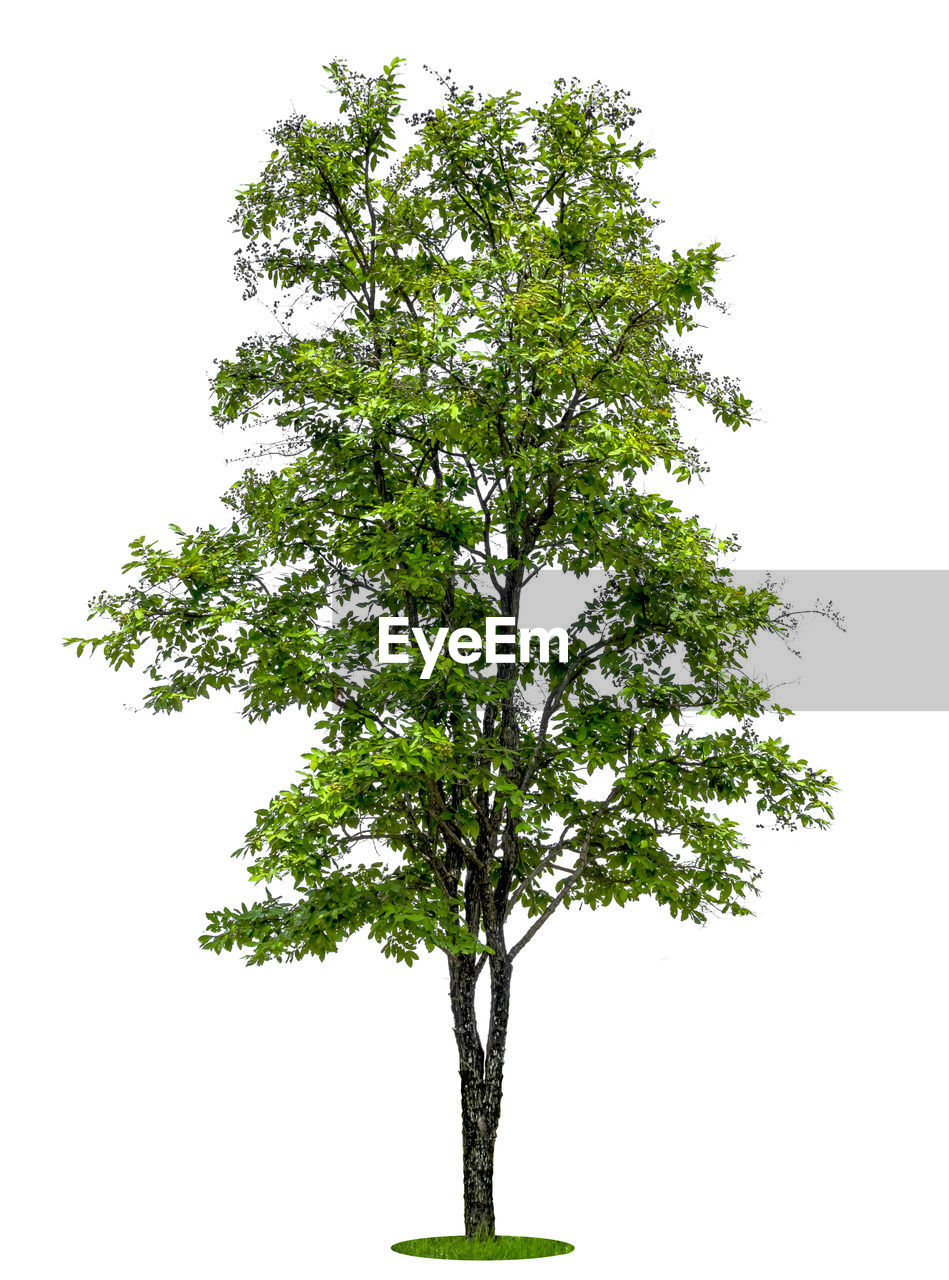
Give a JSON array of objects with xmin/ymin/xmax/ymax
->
[{"xmin": 391, "ymin": 1235, "xmax": 574, "ymax": 1261}]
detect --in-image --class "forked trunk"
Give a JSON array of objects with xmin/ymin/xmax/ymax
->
[{"xmin": 449, "ymin": 952, "xmax": 512, "ymax": 1239}]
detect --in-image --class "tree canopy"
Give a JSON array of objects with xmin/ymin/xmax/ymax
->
[{"xmin": 67, "ymin": 57, "xmax": 836, "ymax": 974}]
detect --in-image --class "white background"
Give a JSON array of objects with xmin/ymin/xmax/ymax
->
[{"xmin": 3, "ymin": 2, "xmax": 947, "ymax": 1276}]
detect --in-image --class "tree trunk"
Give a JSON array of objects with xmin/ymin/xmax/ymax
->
[
  {"xmin": 448, "ymin": 952, "xmax": 512, "ymax": 1239},
  {"xmin": 460, "ymin": 1074, "xmax": 499, "ymax": 1239}
]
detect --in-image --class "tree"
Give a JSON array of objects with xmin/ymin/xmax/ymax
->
[{"xmin": 66, "ymin": 58, "xmax": 836, "ymax": 1243}]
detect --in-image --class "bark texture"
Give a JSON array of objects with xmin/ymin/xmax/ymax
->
[{"xmin": 448, "ymin": 947, "xmax": 512, "ymax": 1239}]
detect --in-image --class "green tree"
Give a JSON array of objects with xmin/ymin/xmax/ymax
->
[{"xmin": 67, "ymin": 59, "xmax": 836, "ymax": 1241}]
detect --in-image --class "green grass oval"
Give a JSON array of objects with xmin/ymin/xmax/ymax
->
[{"xmin": 391, "ymin": 1235, "xmax": 574, "ymax": 1261}]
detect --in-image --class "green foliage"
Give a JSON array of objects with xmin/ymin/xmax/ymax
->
[{"xmin": 66, "ymin": 59, "xmax": 835, "ymax": 968}]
